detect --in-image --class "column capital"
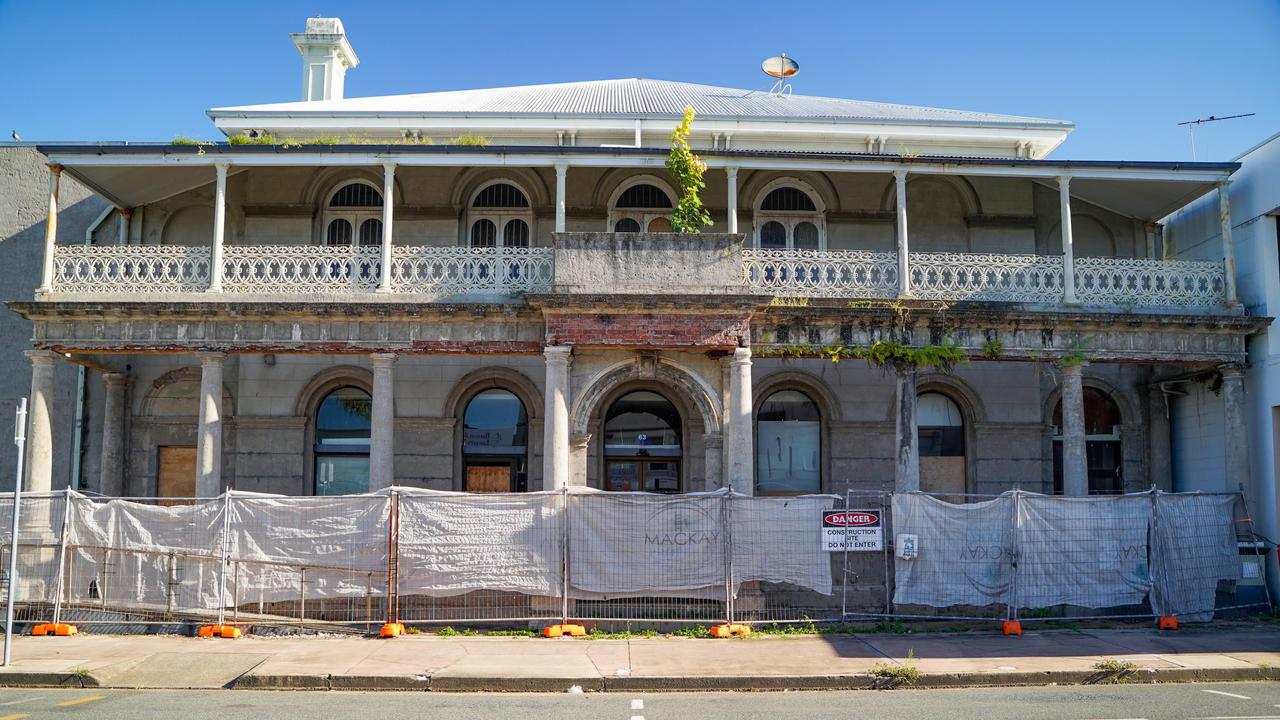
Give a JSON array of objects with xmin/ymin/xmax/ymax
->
[
  {"xmin": 382, "ymin": 160, "xmax": 397, "ymax": 174},
  {"xmin": 102, "ymin": 372, "xmax": 130, "ymax": 387},
  {"xmin": 214, "ymin": 162, "xmax": 230, "ymax": 174},
  {"xmin": 893, "ymin": 168, "xmax": 908, "ymax": 181},
  {"xmin": 554, "ymin": 162, "xmax": 568, "ymax": 175},
  {"xmin": 1058, "ymin": 359, "xmax": 1088, "ymax": 375},
  {"xmin": 1218, "ymin": 362, "xmax": 1246, "ymax": 379},
  {"xmin": 1057, "ymin": 174, "xmax": 1071, "ymax": 188},
  {"xmin": 545, "ymin": 345, "xmax": 573, "ymax": 366},
  {"xmin": 118, "ymin": 207, "xmax": 133, "ymax": 219},
  {"xmin": 24, "ymin": 349, "xmax": 59, "ymax": 365},
  {"xmin": 725, "ymin": 166, "xmax": 739, "ymax": 179},
  {"xmin": 197, "ymin": 351, "xmax": 226, "ymax": 367},
  {"xmin": 370, "ymin": 352, "xmax": 398, "ymax": 369},
  {"xmin": 569, "ymin": 432, "xmax": 591, "ymax": 450},
  {"xmin": 730, "ymin": 347, "xmax": 752, "ymax": 365},
  {"xmin": 47, "ymin": 163, "xmax": 62, "ymax": 176},
  {"xmin": 1218, "ymin": 179, "xmax": 1231, "ymax": 191}
]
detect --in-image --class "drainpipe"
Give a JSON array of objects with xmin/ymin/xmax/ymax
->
[{"xmin": 68, "ymin": 206, "xmax": 116, "ymax": 490}]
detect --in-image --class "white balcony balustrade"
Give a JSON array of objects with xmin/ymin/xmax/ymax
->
[
  {"xmin": 52, "ymin": 245, "xmax": 212, "ymax": 294},
  {"xmin": 741, "ymin": 249, "xmax": 899, "ymax": 299},
  {"xmin": 390, "ymin": 246, "xmax": 555, "ymax": 296},
  {"xmin": 1073, "ymin": 257, "xmax": 1226, "ymax": 308},
  {"xmin": 222, "ymin": 245, "xmax": 383, "ymax": 294},
  {"xmin": 908, "ymin": 252, "xmax": 1066, "ymax": 304}
]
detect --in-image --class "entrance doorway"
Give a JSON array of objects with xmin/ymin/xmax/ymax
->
[
  {"xmin": 603, "ymin": 390, "xmax": 683, "ymax": 493},
  {"xmin": 462, "ymin": 389, "xmax": 529, "ymax": 492},
  {"xmin": 157, "ymin": 445, "xmax": 196, "ymax": 504}
]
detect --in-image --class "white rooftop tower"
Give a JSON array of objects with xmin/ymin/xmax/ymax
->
[{"xmin": 291, "ymin": 17, "xmax": 360, "ymax": 102}]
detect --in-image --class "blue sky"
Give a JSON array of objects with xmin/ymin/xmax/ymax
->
[{"xmin": 1, "ymin": 0, "xmax": 1276, "ymax": 160}]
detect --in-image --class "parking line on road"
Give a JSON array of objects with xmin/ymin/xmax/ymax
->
[
  {"xmin": 632, "ymin": 699, "xmax": 644, "ymax": 710},
  {"xmin": 0, "ymin": 713, "xmax": 31, "ymax": 720},
  {"xmin": 1200, "ymin": 690, "xmax": 1253, "ymax": 700},
  {"xmin": 53, "ymin": 695, "xmax": 105, "ymax": 708}
]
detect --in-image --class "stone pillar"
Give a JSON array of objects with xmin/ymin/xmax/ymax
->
[
  {"xmin": 554, "ymin": 163, "xmax": 568, "ymax": 233},
  {"xmin": 37, "ymin": 164, "xmax": 61, "ymax": 294},
  {"xmin": 543, "ymin": 347, "xmax": 572, "ymax": 490},
  {"xmin": 1146, "ymin": 382, "xmax": 1173, "ymax": 491},
  {"xmin": 23, "ymin": 350, "xmax": 57, "ymax": 492},
  {"xmin": 1221, "ymin": 363, "xmax": 1250, "ymax": 492},
  {"xmin": 196, "ymin": 352, "xmax": 225, "ymax": 496},
  {"xmin": 894, "ymin": 169, "xmax": 911, "ymax": 298},
  {"xmin": 725, "ymin": 167, "xmax": 739, "ymax": 235},
  {"xmin": 893, "ymin": 365, "xmax": 920, "ymax": 492},
  {"xmin": 1058, "ymin": 175, "xmax": 1079, "ymax": 305},
  {"xmin": 1060, "ymin": 362, "xmax": 1088, "ymax": 496},
  {"xmin": 208, "ymin": 163, "xmax": 229, "ymax": 293},
  {"xmin": 369, "ymin": 353, "xmax": 397, "ymax": 490},
  {"xmin": 703, "ymin": 433, "xmax": 724, "ymax": 491},
  {"xmin": 98, "ymin": 373, "xmax": 129, "ymax": 497},
  {"xmin": 1143, "ymin": 222, "xmax": 1157, "ymax": 260},
  {"xmin": 117, "ymin": 208, "xmax": 132, "ymax": 246},
  {"xmin": 726, "ymin": 348, "xmax": 754, "ymax": 494},
  {"xmin": 377, "ymin": 163, "xmax": 395, "ymax": 293},
  {"xmin": 1219, "ymin": 182, "xmax": 1238, "ymax": 305}
]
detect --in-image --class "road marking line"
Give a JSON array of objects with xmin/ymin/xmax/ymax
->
[
  {"xmin": 0, "ymin": 713, "xmax": 31, "ymax": 720},
  {"xmin": 1200, "ymin": 690, "xmax": 1253, "ymax": 700},
  {"xmin": 632, "ymin": 699, "xmax": 644, "ymax": 710},
  {"xmin": 53, "ymin": 695, "xmax": 105, "ymax": 708},
  {"xmin": 630, "ymin": 716, "xmax": 644, "ymax": 720},
  {"xmin": 0, "ymin": 698, "xmax": 40, "ymax": 707}
]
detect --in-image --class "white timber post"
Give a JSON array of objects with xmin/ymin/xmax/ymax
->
[
  {"xmin": 369, "ymin": 353, "xmax": 397, "ymax": 490},
  {"xmin": 1058, "ymin": 175, "xmax": 1079, "ymax": 305},
  {"xmin": 726, "ymin": 167, "xmax": 739, "ymax": 235},
  {"xmin": 554, "ymin": 163, "xmax": 568, "ymax": 233},
  {"xmin": 1060, "ymin": 362, "xmax": 1088, "ymax": 496},
  {"xmin": 542, "ymin": 347, "xmax": 572, "ymax": 490},
  {"xmin": 209, "ymin": 163, "xmax": 229, "ymax": 293},
  {"xmin": 37, "ymin": 164, "xmax": 62, "ymax": 294},
  {"xmin": 196, "ymin": 352, "xmax": 225, "ymax": 496},
  {"xmin": 1219, "ymin": 181, "xmax": 1239, "ymax": 305},
  {"xmin": 117, "ymin": 209, "xmax": 131, "ymax": 245},
  {"xmin": 726, "ymin": 348, "xmax": 754, "ymax": 494},
  {"xmin": 894, "ymin": 169, "xmax": 911, "ymax": 297},
  {"xmin": 378, "ymin": 162, "xmax": 395, "ymax": 293}
]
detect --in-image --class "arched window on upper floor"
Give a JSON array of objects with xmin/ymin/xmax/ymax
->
[
  {"xmin": 324, "ymin": 182, "xmax": 383, "ymax": 247},
  {"xmin": 468, "ymin": 181, "xmax": 533, "ymax": 248},
  {"xmin": 754, "ymin": 182, "xmax": 825, "ymax": 250},
  {"xmin": 609, "ymin": 179, "xmax": 675, "ymax": 233}
]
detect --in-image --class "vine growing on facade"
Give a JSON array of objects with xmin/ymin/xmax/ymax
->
[{"xmin": 666, "ymin": 106, "xmax": 712, "ymax": 233}]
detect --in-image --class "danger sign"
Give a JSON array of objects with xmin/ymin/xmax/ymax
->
[{"xmin": 822, "ymin": 510, "xmax": 884, "ymax": 552}]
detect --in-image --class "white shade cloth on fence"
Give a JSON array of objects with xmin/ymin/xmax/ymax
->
[
  {"xmin": 1149, "ymin": 493, "xmax": 1241, "ymax": 619},
  {"xmin": 891, "ymin": 493, "xmax": 1013, "ymax": 608}
]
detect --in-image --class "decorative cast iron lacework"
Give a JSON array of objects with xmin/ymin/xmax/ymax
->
[
  {"xmin": 390, "ymin": 246, "xmax": 554, "ymax": 295},
  {"xmin": 221, "ymin": 245, "xmax": 381, "ymax": 294},
  {"xmin": 1073, "ymin": 257, "xmax": 1226, "ymax": 308},
  {"xmin": 52, "ymin": 245, "xmax": 212, "ymax": 293},
  {"xmin": 909, "ymin": 252, "xmax": 1065, "ymax": 303},
  {"xmin": 741, "ymin": 249, "xmax": 899, "ymax": 298}
]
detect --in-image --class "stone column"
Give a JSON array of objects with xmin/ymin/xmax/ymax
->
[
  {"xmin": 23, "ymin": 350, "xmax": 57, "ymax": 492},
  {"xmin": 1060, "ymin": 362, "xmax": 1088, "ymax": 496},
  {"xmin": 1220, "ymin": 363, "xmax": 1250, "ymax": 492},
  {"xmin": 1146, "ymin": 382, "xmax": 1173, "ymax": 491},
  {"xmin": 196, "ymin": 352, "xmax": 225, "ymax": 496},
  {"xmin": 894, "ymin": 169, "xmax": 912, "ymax": 298},
  {"xmin": 554, "ymin": 163, "xmax": 568, "ymax": 233},
  {"xmin": 1219, "ymin": 182, "xmax": 1238, "ymax": 305},
  {"xmin": 893, "ymin": 364, "xmax": 920, "ymax": 492},
  {"xmin": 726, "ymin": 167, "xmax": 739, "ymax": 235},
  {"xmin": 377, "ymin": 163, "xmax": 396, "ymax": 293},
  {"xmin": 98, "ymin": 373, "xmax": 129, "ymax": 497},
  {"xmin": 703, "ymin": 433, "xmax": 724, "ymax": 491},
  {"xmin": 1058, "ymin": 175, "xmax": 1079, "ymax": 305},
  {"xmin": 208, "ymin": 163, "xmax": 229, "ymax": 293},
  {"xmin": 542, "ymin": 347, "xmax": 572, "ymax": 490},
  {"xmin": 369, "ymin": 353, "xmax": 397, "ymax": 491},
  {"xmin": 726, "ymin": 348, "xmax": 754, "ymax": 494},
  {"xmin": 37, "ymin": 164, "xmax": 61, "ymax": 294},
  {"xmin": 117, "ymin": 208, "xmax": 132, "ymax": 246}
]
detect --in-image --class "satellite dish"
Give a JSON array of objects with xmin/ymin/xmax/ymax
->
[{"xmin": 762, "ymin": 54, "xmax": 798, "ymax": 96}]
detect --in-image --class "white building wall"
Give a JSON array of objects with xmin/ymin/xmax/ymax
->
[{"xmin": 1169, "ymin": 383, "xmax": 1227, "ymax": 492}]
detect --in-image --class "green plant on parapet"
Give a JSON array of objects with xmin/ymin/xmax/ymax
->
[
  {"xmin": 666, "ymin": 106, "xmax": 712, "ymax": 233},
  {"xmin": 767, "ymin": 296, "xmax": 810, "ymax": 308},
  {"xmin": 448, "ymin": 134, "xmax": 490, "ymax": 147},
  {"xmin": 856, "ymin": 338, "xmax": 969, "ymax": 373},
  {"xmin": 871, "ymin": 649, "xmax": 920, "ymax": 686},
  {"xmin": 227, "ymin": 133, "xmax": 279, "ymax": 145},
  {"xmin": 982, "ymin": 338, "xmax": 1003, "ymax": 361},
  {"xmin": 1057, "ymin": 334, "xmax": 1092, "ymax": 367}
]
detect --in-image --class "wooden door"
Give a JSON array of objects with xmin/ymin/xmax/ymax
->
[
  {"xmin": 466, "ymin": 464, "xmax": 512, "ymax": 493},
  {"xmin": 157, "ymin": 446, "xmax": 197, "ymax": 504},
  {"xmin": 921, "ymin": 456, "xmax": 966, "ymax": 501}
]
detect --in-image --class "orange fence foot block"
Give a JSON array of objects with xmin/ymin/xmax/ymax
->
[
  {"xmin": 709, "ymin": 623, "xmax": 751, "ymax": 638},
  {"xmin": 197, "ymin": 625, "xmax": 243, "ymax": 639},
  {"xmin": 379, "ymin": 623, "xmax": 406, "ymax": 638},
  {"xmin": 31, "ymin": 623, "xmax": 77, "ymax": 637},
  {"xmin": 542, "ymin": 624, "xmax": 586, "ymax": 638},
  {"xmin": 1158, "ymin": 616, "xmax": 1179, "ymax": 631},
  {"xmin": 1002, "ymin": 620, "xmax": 1022, "ymax": 636}
]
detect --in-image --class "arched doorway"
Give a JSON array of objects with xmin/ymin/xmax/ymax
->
[
  {"xmin": 755, "ymin": 390, "xmax": 821, "ymax": 495},
  {"xmin": 1052, "ymin": 387, "xmax": 1123, "ymax": 494},
  {"xmin": 603, "ymin": 390, "xmax": 682, "ymax": 492},
  {"xmin": 314, "ymin": 386, "xmax": 372, "ymax": 495},
  {"xmin": 918, "ymin": 392, "xmax": 966, "ymax": 497},
  {"xmin": 462, "ymin": 388, "xmax": 530, "ymax": 492}
]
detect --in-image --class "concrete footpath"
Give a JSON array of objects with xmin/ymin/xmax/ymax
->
[{"xmin": 0, "ymin": 625, "xmax": 1277, "ymax": 692}]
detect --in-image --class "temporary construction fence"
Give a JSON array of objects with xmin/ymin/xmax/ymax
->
[{"xmin": 0, "ymin": 487, "xmax": 1270, "ymax": 634}]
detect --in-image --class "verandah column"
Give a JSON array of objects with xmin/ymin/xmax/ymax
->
[
  {"xmin": 893, "ymin": 364, "xmax": 919, "ymax": 492},
  {"xmin": 1220, "ymin": 363, "xmax": 1250, "ymax": 491},
  {"xmin": 195, "ymin": 352, "xmax": 225, "ymax": 496},
  {"xmin": 894, "ymin": 169, "xmax": 911, "ymax": 298},
  {"xmin": 1060, "ymin": 362, "xmax": 1088, "ymax": 496},
  {"xmin": 726, "ymin": 348, "xmax": 753, "ymax": 494},
  {"xmin": 542, "ymin": 346, "xmax": 572, "ymax": 490},
  {"xmin": 37, "ymin": 164, "xmax": 61, "ymax": 294},
  {"xmin": 98, "ymin": 372, "xmax": 129, "ymax": 497},
  {"xmin": 725, "ymin": 167, "xmax": 739, "ymax": 234},
  {"xmin": 208, "ymin": 163, "xmax": 229, "ymax": 293},
  {"xmin": 1058, "ymin": 175, "xmax": 1079, "ymax": 305},
  {"xmin": 377, "ymin": 162, "xmax": 396, "ymax": 293},
  {"xmin": 1218, "ymin": 181, "xmax": 1239, "ymax": 305},
  {"xmin": 369, "ymin": 353, "xmax": 397, "ymax": 490},
  {"xmin": 554, "ymin": 163, "xmax": 568, "ymax": 233},
  {"xmin": 23, "ymin": 350, "xmax": 58, "ymax": 492}
]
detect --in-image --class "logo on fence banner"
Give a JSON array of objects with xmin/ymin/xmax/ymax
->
[
  {"xmin": 645, "ymin": 502, "xmax": 721, "ymax": 549},
  {"xmin": 823, "ymin": 510, "xmax": 883, "ymax": 552}
]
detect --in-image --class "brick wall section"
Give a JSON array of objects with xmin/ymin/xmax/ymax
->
[{"xmin": 545, "ymin": 311, "xmax": 749, "ymax": 349}]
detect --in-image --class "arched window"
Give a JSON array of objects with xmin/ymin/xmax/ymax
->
[
  {"xmin": 918, "ymin": 392, "xmax": 967, "ymax": 497},
  {"xmin": 608, "ymin": 179, "xmax": 674, "ymax": 234},
  {"xmin": 467, "ymin": 182, "xmax": 533, "ymax": 248},
  {"xmin": 314, "ymin": 386, "xmax": 371, "ymax": 495},
  {"xmin": 324, "ymin": 182, "xmax": 383, "ymax": 247},
  {"xmin": 1052, "ymin": 387, "xmax": 1123, "ymax": 494},
  {"xmin": 462, "ymin": 389, "xmax": 529, "ymax": 493},
  {"xmin": 754, "ymin": 182, "xmax": 825, "ymax": 250},
  {"xmin": 604, "ymin": 390, "xmax": 682, "ymax": 493},
  {"xmin": 756, "ymin": 390, "xmax": 821, "ymax": 495}
]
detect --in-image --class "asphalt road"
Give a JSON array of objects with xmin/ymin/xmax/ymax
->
[{"xmin": 0, "ymin": 683, "xmax": 1278, "ymax": 719}]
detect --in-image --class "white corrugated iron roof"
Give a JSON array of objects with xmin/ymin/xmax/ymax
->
[{"xmin": 210, "ymin": 78, "xmax": 1071, "ymax": 128}]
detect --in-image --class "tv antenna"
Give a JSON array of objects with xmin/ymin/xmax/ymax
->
[
  {"xmin": 1177, "ymin": 113, "xmax": 1254, "ymax": 160},
  {"xmin": 762, "ymin": 54, "xmax": 799, "ymax": 97}
]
